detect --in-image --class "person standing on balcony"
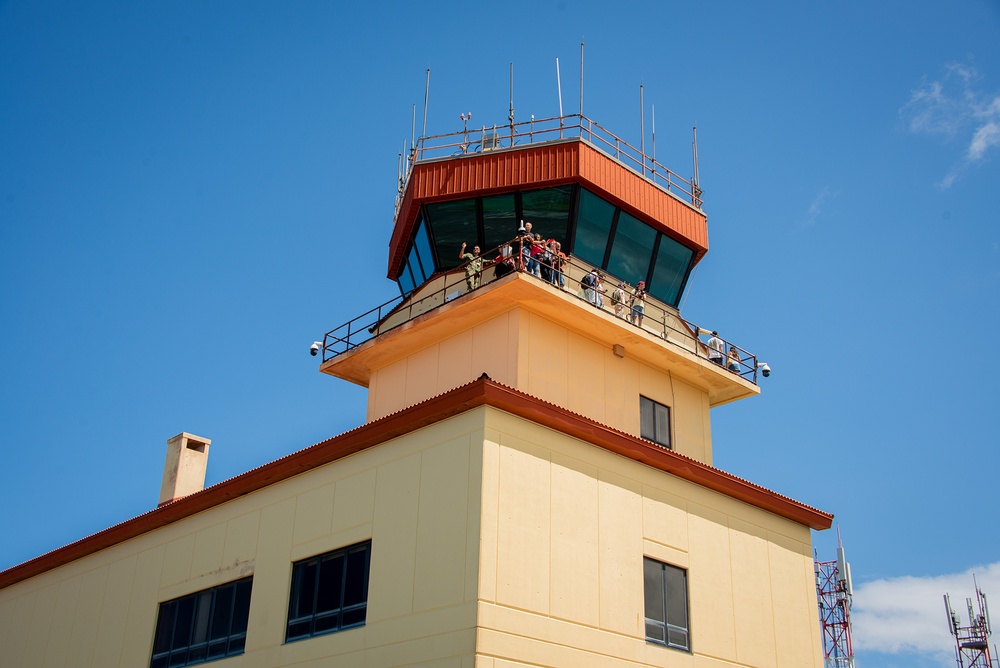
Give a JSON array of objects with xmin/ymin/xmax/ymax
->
[
  {"xmin": 631, "ymin": 281, "xmax": 647, "ymax": 327},
  {"xmin": 519, "ymin": 222, "xmax": 534, "ymax": 272},
  {"xmin": 727, "ymin": 346, "xmax": 741, "ymax": 372},
  {"xmin": 493, "ymin": 243, "xmax": 515, "ymax": 280},
  {"xmin": 595, "ymin": 272, "xmax": 605, "ymax": 308},
  {"xmin": 552, "ymin": 241, "xmax": 566, "ymax": 288},
  {"xmin": 612, "ymin": 281, "xmax": 628, "ymax": 318},
  {"xmin": 525, "ymin": 233, "xmax": 543, "ymax": 277},
  {"xmin": 707, "ymin": 331, "xmax": 725, "ymax": 366},
  {"xmin": 582, "ymin": 268, "xmax": 599, "ymax": 304},
  {"xmin": 459, "ymin": 242, "xmax": 485, "ymax": 291},
  {"xmin": 538, "ymin": 240, "xmax": 554, "ymax": 283}
]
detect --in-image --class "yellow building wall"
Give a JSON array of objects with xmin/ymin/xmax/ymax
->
[
  {"xmin": 0, "ymin": 407, "xmax": 820, "ymax": 668},
  {"xmin": 368, "ymin": 308, "xmax": 714, "ymax": 465},
  {"xmin": 0, "ymin": 412, "xmax": 489, "ymax": 668},
  {"xmin": 477, "ymin": 407, "xmax": 823, "ymax": 668}
]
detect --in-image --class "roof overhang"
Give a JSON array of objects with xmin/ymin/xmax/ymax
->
[
  {"xmin": 321, "ymin": 272, "xmax": 760, "ymax": 407},
  {"xmin": 0, "ymin": 376, "xmax": 830, "ymax": 591},
  {"xmin": 388, "ymin": 139, "xmax": 708, "ymax": 280}
]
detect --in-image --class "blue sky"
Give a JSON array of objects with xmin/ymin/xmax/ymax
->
[{"xmin": 1, "ymin": 2, "xmax": 998, "ymax": 665}]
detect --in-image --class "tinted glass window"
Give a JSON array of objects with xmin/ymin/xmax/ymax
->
[
  {"xmin": 649, "ymin": 235, "xmax": 694, "ymax": 307},
  {"xmin": 639, "ymin": 396, "xmax": 671, "ymax": 449},
  {"xmin": 413, "ymin": 219, "xmax": 434, "ymax": 276},
  {"xmin": 482, "ymin": 193, "xmax": 518, "ymax": 253},
  {"xmin": 407, "ymin": 245, "xmax": 425, "ymax": 284},
  {"xmin": 286, "ymin": 540, "xmax": 371, "ymax": 643},
  {"xmin": 665, "ymin": 564, "xmax": 689, "ymax": 648},
  {"xmin": 521, "ymin": 186, "xmax": 572, "ymax": 246},
  {"xmin": 574, "ymin": 189, "xmax": 615, "ymax": 266},
  {"xmin": 643, "ymin": 557, "xmax": 666, "ymax": 643},
  {"xmin": 398, "ymin": 261, "xmax": 415, "ymax": 295},
  {"xmin": 426, "ymin": 199, "xmax": 477, "ymax": 271},
  {"xmin": 606, "ymin": 210, "xmax": 656, "ymax": 286},
  {"xmin": 150, "ymin": 577, "xmax": 253, "ymax": 668},
  {"xmin": 643, "ymin": 557, "xmax": 689, "ymax": 651}
]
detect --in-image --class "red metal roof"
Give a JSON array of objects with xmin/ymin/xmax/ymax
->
[
  {"xmin": 0, "ymin": 376, "xmax": 830, "ymax": 590},
  {"xmin": 388, "ymin": 140, "xmax": 708, "ymax": 279}
]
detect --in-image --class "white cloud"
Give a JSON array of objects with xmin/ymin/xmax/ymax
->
[
  {"xmin": 851, "ymin": 561, "xmax": 1000, "ymax": 666},
  {"xmin": 901, "ymin": 59, "xmax": 1000, "ymax": 187},
  {"xmin": 968, "ymin": 121, "xmax": 1000, "ymax": 161},
  {"xmin": 803, "ymin": 186, "xmax": 838, "ymax": 227}
]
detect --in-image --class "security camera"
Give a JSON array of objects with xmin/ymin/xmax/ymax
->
[
  {"xmin": 309, "ymin": 341, "xmax": 321, "ymax": 357},
  {"xmin": 757, "ymin": 362, "xmax": 771, "ymax": 378}
]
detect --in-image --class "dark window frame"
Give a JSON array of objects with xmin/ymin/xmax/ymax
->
[
  {"xmin": 639, "ymin": 395, "xmax": 672, "ymax": 449},
  {"xmin": 150, "ymin": 576, "xmax": 253, "ymax": 668},
  {"xmin": 285, "ymin": 540, "xmax": 372, "ymax": 643},
  {"xmin": 646, "ymin": 231, "xmax": 696, "ymax": 308},
  {"xmin": 643, "ymin": 557, "xmax": 690, "ymax": 652}
]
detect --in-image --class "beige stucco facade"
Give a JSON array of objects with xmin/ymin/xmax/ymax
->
[
  {"xmin": 367, "ymin": 307, "xmax": 713, "ymax": 464},
  {"xmin": 0, "ymin": 403, "xmax": 823, "ymax": 667},
  {"xmin": 325, "ymin": 274, "xmax": 756, "ymax": 468}
]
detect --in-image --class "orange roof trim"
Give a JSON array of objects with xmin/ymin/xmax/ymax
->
[
  {"xmin": 388, "ymin": 140, "xmax": 708, "ymax": 279},
  {"xmin": 0, "ymin": 375, "xmax": 830, "ymax": 590}
]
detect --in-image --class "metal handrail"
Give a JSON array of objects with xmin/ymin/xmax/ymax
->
[
  {"xmin": 396, "ymin": 113, "xmax": 703, "ymax": 216},
  {"xmin": 319, "ymin": 238, "xmax": 758, "ymax": 384}
]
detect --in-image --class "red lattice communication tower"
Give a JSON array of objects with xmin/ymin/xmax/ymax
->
[
  {"xmin": 815, "ymin": 540, "xmax": 855, "ymax": 668},
  {"xmin": 945, "ymin": 578, "xmax": 995, "ymax": 668}
]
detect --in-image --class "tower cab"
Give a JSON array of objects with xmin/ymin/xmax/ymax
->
[{"xmin": 319, "ymin": 114, "xmax": 761, "ymax": 467}]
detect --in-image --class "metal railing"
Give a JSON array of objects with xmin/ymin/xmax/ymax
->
[
  {"xmin": 396, "ymin": 113, "xmax": 703, "ymax": 216},
  {"xmin": 319, "ymin": 238, "xmax": 759, "ymax": 384}
]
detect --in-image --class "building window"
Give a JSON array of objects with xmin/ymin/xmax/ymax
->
[
  {"xmin": 640, "ymin": 396, "xmax": 671, "ymax": 449},
  {"xmin": 286, "ymin": 540, "xmax": 372, "ymax": 643},
  {"xmin": 150, "ymin": 576, "xmax": 252, "ymax": 668},
  {"xmin": 643, "ymin": 557, "xmax": 689, "ymax": 651},
  {"xmin": 648, "ymin": 233, "xmax": 695, "ymax": 307},
  {"xmin": 606, "ymin": 210, "xmax": 657, "ymax": 290}
]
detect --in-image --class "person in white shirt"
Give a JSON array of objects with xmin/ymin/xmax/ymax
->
[{"xmin": 707, "ymin": 331, "xmax": 724, "ymax": 366}]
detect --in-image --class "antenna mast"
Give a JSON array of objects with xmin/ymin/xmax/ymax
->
[
  {"xmin": 508, "ymin": 63, "xmax": 515, "ymax": 146},
  {"xmin": 555, "ymin": 57, "xmax": 564, "ymax": 138},
  {"xmin": 421, "ymin": 69, "xmax": 430, "ymax": 152},
  {"xmin": 691, "ymin": 125, "xmax": 702, "ymax": 208},
  {"xmin": 815, "ymin": 535, "xmax": 856, "ymax": 668},
  {"xmin": 639, "ymin": 84, "xmax": 645, "ymax": 176},
  {"xmin": 651, "ymin": 104, "xmax": 657, "ymax": 176},
  {"xmin": 945, "ymin": 579, "xmax": 996, "ymax": 667}
]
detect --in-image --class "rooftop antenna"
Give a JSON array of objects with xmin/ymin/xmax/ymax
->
[
  {"xmin": 639, "ymin": 84, "xmax": 646, "ymax": 176},
  {"xmin": 579, "ymin": 39, "xmax": 585, "ymax": 117},
  {"xmin": 397, "ymin": 140, "xmax": 404, "ymax": 192},
  {"xmin": 556, "ymin": 57, "xmax": 564, "ymax": 137},
  {"xmin": 410, "ymin": 104, "xmax": 416, "ymax": 161},
  {"xmin": 421, "ymin": 69, "xmax": 430, "ymax": 147},
  {"xmin": 692, "ymin": 125, "xmax": 702, "ymax": 208},
  {"xmin": 815, "ymin": 529, "xmax": 856, "ymax": 667},
  {"xmin": 944, "ymin": 578, "xmax": 995, "ymax": 667},
  {"xmin": 508, "ymin": 63, "xmax": 515, "ymax": 146},
  {"xmin": 651, "ymin": 104, "xmax": 657, "ymax": 176},
  {"xmin": 460, "ymin": 112, "xmax": 472, "ymax": 153}
]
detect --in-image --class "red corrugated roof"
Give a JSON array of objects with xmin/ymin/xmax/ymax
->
[
  {"xmin": 0, "ymin": 375, "xmax": 830, "ymax": 590},
  {"xmin": 388, "ymin": 140, "xmax": 708, "ymax": 279}
]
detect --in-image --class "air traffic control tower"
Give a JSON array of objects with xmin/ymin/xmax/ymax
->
[
  {"xmin": 0, "ymin": 95, "xmax": 833, "ymax": 666},
  {"xmin": 316, "ymin": 112, "xmax": 834, "ymax": 665}
]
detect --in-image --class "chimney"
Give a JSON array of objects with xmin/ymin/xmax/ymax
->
[{"xmin": 158, "ymin": 432, "xmax": 211, "ymax": 507}]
